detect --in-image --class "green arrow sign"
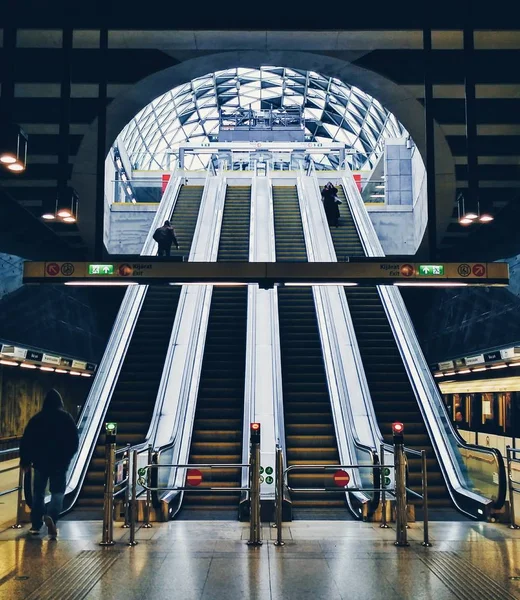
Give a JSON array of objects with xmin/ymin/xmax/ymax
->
[
  {"xmin": 384, "ymin": 476, "xmax": 391, "ymax": 486},
  {"xmin": 259, "ymin": 466, "xmax": 264, "ymax": 474},
  {"xmin": 266, "ymin": 476, "xmax": 274, "ymax": 485},
  {"xmin": 383, "ymin": 467, "xmax": 390, "ymax": 476},
  {"xmin": 265, "ymin": 466, "xmax": 273, "ymax": 475},
  {"xmin": 418, "ymin": 264, "xmax": 444, "ymax": 277}
]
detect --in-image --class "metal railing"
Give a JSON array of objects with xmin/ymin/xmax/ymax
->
[
  {"xmin": 272, "ymin": 439, "xmax": 431, "ymax": 548},
  {"xmin": 0, "ymin": 446, "xmax": 25, "ymax": 529},
  {"xmin": 506, "ymin": 446, "xmax": 520, "ymax": 529}
]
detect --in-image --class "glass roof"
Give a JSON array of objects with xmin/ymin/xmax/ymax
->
[{"xmin": 120, "ymin": 66, "xmax": 408, "ymax": 171}]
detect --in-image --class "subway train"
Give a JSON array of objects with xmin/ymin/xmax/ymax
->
[{"xmin": 439, "ymin": 375, "xmax": 520, "ymax": 458}]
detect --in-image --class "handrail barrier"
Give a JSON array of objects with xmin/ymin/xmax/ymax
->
[
  {"xmin": 0, "ymin": 446, "xmax": 25, "ymax": 529},
  {"xmin": 506, "ymin": 446, "xmax": 520, "ymax": 530},
  {"xmin": 274, "ymin": 433, "xmax": 432, "ymax": 548}
]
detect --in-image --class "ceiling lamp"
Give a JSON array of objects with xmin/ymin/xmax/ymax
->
[
  {"xmin": 0, "ymin": 123, "xmax": 28, "ymax": 173},
  {"xmin": 457, "ymin": 193, "xmax": 493, "ymax": 226},
  {"xmin": 41, "ymin": 186, "xmax": 79, "ymax": 224},
  {"xmin": 479, "ymin": 213, "xmax": 494, "ymax": 223}
]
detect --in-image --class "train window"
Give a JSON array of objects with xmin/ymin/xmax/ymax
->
[{"xmin": 481, "ymin": 392, "xmax": 495, "ymax": 429}]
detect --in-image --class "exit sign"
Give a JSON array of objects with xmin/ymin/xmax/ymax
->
[
  {"xmin": 88, "ymin": 264, "xmax": 114, "ymax": 275},
  {"xmin": 418, "ymin": 265, "xmax": 444, "ymax": 276}
]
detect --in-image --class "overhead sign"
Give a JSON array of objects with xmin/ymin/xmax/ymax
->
[
  {"xmin": 23, "ymin": 261, "xmax": 510, "ymax": 286},
  {"xmin": 484, "ymin": 351, "xmax": 501, "ymax": 362},
  {"xmin": 438, "ymin": 360, "xmax": 455, "ymax": 371},
  {"xmin": 1, "ymin": 345, "xmax": 27, "ymax": 359},
  {"xmin": 465, "ymin": 354, "xmax": 485, "ymax": 366},
  {"xmin": 42, "ymin": 353, "xmax": 61, "ymax": 366}
]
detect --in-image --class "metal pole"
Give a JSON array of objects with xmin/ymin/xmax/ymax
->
[
  {"xmin": 247, "ymin": 427, "xmax": 262, "ymax": 546},
  {"xmin": 379, "ymin": 444, "xmax": 388, "ymax": 529},
  {"xmin": 100, "ymin": 436, "xmax": 116, "ymax": 546},
  {"xmin": 11, "ymin": 466, "xmax": 24, "ymax": 529},
  {"xmin": 143, "ymin": 445, "xmax": 153, "ymax": 528},
  {"xmin": 507, "ymin": 447, "xmax": 519, "ymax": 529},
  {"xmin": 128, "ymin": 449, "xmax": 138, "ymax": 546},
  {"xmin": 421, "ymin": 450, "xmax": 431, "ymax": 546},
  {"xmin": 394, "ymin": 438, "xmax": 409, "ymax": 547},
  {"xmin": 274, "ymin": 445, "xmax": 285, "ymax": 546},
  {"xmin": 122, "ymin": 444, "xmax": 131, "ymax": 528}
]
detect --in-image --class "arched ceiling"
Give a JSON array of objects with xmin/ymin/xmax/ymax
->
[{"xmin": 119, "ymin": 66, "xmax": 408, "ymax": 171}]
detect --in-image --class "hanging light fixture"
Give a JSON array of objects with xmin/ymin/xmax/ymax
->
[
  {"xmin": 457, "ymin": 192, "xmax": 493, "ymax": 226},
  {"xmin": 0, "ymin": 123, "xmax": 28, "ymax": 173},
  {"xmin": 41, "ymin": 186, "xmax": 79, "ymax": 223}
]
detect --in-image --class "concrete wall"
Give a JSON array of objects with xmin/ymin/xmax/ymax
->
[
  {"xmin": 107, "ymin": 204, "xmax": 158, "ymax": 254},
  {"xmin": 0, "ymin": 254, "xmax": 24, "ymax": 300}
]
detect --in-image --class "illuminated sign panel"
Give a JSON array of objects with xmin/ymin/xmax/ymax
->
[
  {"xmin": 88, "ymin": 264, "xmax": 114, "ymax": 275},
  {"xmin": 418, "ymin": 265, "xmax": 445, "ymax": 276}
]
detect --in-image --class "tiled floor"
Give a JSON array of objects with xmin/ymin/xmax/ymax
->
[{"xmin": 1, "ymin": 519, "xmax": 520, "ymax": 599}]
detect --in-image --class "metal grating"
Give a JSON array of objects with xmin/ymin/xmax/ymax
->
[
  {"xmin": 419, "ymin": 550, "xmax": 520, "ymax": 600},
  {"xmin": 25, "ymin": 550, "xmax": 119, "ymax": 600}
]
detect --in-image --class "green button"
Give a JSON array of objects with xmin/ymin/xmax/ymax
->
[
  {"xmin": 383, "ymin": 467, "xmax": 390, "ymax": 476},
  {"xmin": 265, "ymin": 466, "xmax": 273, "ymax": 475},
  {"xmin": 384, "ymin": 476, "xmax": 391, "ymax": 486},
  {"xmin": 259, "ymin": 466, "xmax": 264, "ymax": 474},
  {"xmin": 266, "ymin": 476, "xmax": 274, "ymax": 485},
  {"xmin": 138, "ymin": 468, "xmax": 146, "ymax": 476}
]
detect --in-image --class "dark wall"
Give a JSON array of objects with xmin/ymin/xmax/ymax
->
[
  {"xmin": 0, "ymin": 365, "xmax": 92, "ymax": 438},
  {"xmin": 403, "ymin": 286, "xmax": 520, "ymax": 364},
  {"xmin": 0, "ymin": 285, "xmax": 124, "ymax": 363}
]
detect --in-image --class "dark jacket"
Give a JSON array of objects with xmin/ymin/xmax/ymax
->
[
  {"xmin": 153, "ymin": 224, "xmax": 178, "ymax": 248},
  {"xmin": 20, "ymin": 389, "xmax": 79, "ymax": 472}
]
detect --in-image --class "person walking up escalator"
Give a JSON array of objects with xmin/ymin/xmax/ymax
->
[
  {"xmin": 321, "ymin": 181, "xmax": 341, "ymax": 228},
  {"xmin": 153, "ymin": 220, "xmax": 180, "ymax": 257}
]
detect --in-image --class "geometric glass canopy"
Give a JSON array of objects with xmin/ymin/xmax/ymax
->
[{"xmin": 120, "ymin": 66, "xmax": 409, "ymax": 171}]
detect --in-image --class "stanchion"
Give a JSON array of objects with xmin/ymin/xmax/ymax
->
[
  {"xmin": 507, "ymin": 446, "xmax": 519, "ymax": 529},
  {"xmin": 421, "ymin": 449, "xmax": 431, "ymax": 546},
  {"xmin": 143, "ymin": 445, "xmax": 153, "ymax": 528},
  {"xmin": 393, "ymin": 422, "xmax": 409, "ymax": 547},
  {"xmin": 122, "ymin": 444, "xmax": 131, "ymax": 528},
  {"xmin": 379, "ymin": 444, "xmax": 388, "ymax": 529},
  {"xmin": 10, "ymin": 467, "xmax": 24, "ymax": 529},
  {"xmin": 274, "ymin": 445, "xmax": 285, "ymax": 546},
  {"xmin": 100, "ymin": 422, "xmax": 117, "ymax": 546},
  {"xmin": 247, "ymin": 423, "xmax": 262, "ymax": 546},
  {"xmin": 128, "ymin": 449, "xmax": 138, "ymax": 547}
]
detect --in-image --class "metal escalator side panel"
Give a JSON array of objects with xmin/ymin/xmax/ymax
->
[{"xmin": 63, "ymin": 173, "xmax": 184, "ymax": 510}]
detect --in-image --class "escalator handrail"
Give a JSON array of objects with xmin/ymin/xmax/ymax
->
[
  {"xmin": 64, "ymin": 167, "xmax": 183, "ymax": 508},
  {"xmin": 152, "ymin": 174, "xmax": 228, "ymax": 508},
  {"xmin": 296, "ymin": 173, "xmax": 375, "ymax": 515},
  {"xmin": 341, "ymin": 170, "xmax": 506, "ymax": 514}
]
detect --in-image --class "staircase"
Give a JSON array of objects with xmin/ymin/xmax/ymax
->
[
  {"xmin": 331, "ymin": 186, "xmax": 449, "ymax": 506},
  {"xmin": 76, "ymin": 185, "xmax": 204, "ymax": 511},
  {"xmin": 184, "ymin": 186, "xmax": 250, "ymax": 512}
]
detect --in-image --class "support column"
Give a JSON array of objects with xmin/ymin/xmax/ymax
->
[
  {"xmin": 95, "ymin": 27, "xmax": 109, "ymax": 260},
  {"xmin": 423, "ymin": 25, "xmax": 437, "ymax": 260},
  {"xmin": 464, "ymin": 8, "xmax": 479, "ymax": 218}
]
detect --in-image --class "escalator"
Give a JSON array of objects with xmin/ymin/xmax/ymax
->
[
  {"xmin": 183, "ymin": 186, "xmax": 250, "ymax": 513},
  {"xmin": 331, "ymin": 191, "xmax": 449, "ymax": 506},
  {"xmin": 76, "ymin": 185, "xmax": 204, "ymax": 511},
  {"xmin": 273, "ymin": 186, "xmax": 345, "ymax": 513}
]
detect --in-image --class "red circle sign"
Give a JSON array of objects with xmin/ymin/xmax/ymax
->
[
  {"xmin": 46, "ymin": 262, "xmax": 60, "ymax": 276},
  {"xmin": 400, "ymin": 264, "xmax": 414, "ymax": 277},
  {"xmin": 186, "ymin": 469, "xmax": 203, "ymax": 487},
  {"xmin": 472, "ymin": 263, "xmax": 486, "ymax": 277},
  {"xmin": 333, "ymin": 470, "xmax": 350, "ymax": 487}
]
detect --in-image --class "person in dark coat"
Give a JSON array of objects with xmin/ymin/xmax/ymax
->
[
  {"xmin": 20, "ymin": 389, "xmax": 79, "ymax": 538},
  {"xmin": 153, "ymin": 220, "xmax": 179, "ymax": 257},
  {"xmin": 321, "ymin": 181, "xmax": 340, "ymax": 227}
]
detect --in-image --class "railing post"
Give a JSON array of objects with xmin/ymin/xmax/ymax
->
[
  {"xmin": 100, "ymin": 422, "xmax": 117, "ymax": 546},
  {"xmin": 247, "ymin": 423, "xmax": 262, "ymax": 546},
  {"xmin": 274, "ymin": 445, "xmax": 285, "ymax": 546},
  {"xmin": 507, "ymin": 446, "xmax": 519, "ymax": 529},
  {"xmin": 122, "ymin": 444, "xmax": 131, "ymax": 528},
  {"xmin": 128, "ymin": 449, "xmax": 138, "ymax": 546},
  {"xmin": 379, "ymin": 443, "xmax": 388, "ymax": 529},
  {"xmin": 143, "ymin": 445, "xmax": 153, "ymax": 528},
  {"xmin": 421, "ymin": 449, "xmax": 431, "ymax": 546},
  {"xmin": 393, "ymin": 423, "xmax": 409, "ymax": 547},
  {"xmin": 11, "ymin": 466, "xmax": 24, "ymax": 529}
]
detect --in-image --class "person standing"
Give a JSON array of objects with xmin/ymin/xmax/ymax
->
[
  {"xmin": 322, "ymin": 181, "xmax": 340, "ymax": 227},
  {"xmin": 153, "ymin": 220, "xmax": 180, "ymax": 257},
  {"xmin": 20, "ymin": 389, "xmax": 79, "ymax": 539}
]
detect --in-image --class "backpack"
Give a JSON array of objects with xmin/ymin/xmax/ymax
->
[{"xmin": 153, "ymin": 227, "xmax": 166, "ymax": 243}]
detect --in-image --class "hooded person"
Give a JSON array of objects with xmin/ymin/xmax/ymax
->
[
  {"xmin": 20, "ymin": 389, "xmax": 79, "ymax": 538},
  {"xmin": 321, "ymin": 181, "xmax": 340, "ymax": 227},
  {"xmin": 153, "ymin": 220, "xmax": 180, "ymax": 257}
]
